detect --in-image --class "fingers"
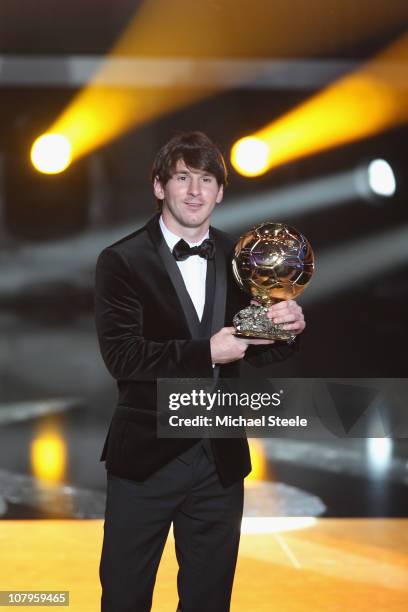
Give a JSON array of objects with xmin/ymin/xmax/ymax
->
[
  {"xmin": 268, "ymin": 299, "xmax": 300, "ymax": 314},
  {"xmin": 271, "ymin": 312, "xmax": 304, "ymax": 324},
  {"xmin": 272, "ymin": 316, "xmax": 305, "ymax": 332},
  {"xmin": 279, "ymin": 321, "xmax": 306, "ymax": 332},
  {"xmin": 269, "ymin": 313, "xmax": 299, "ymax": 323},
  {"xmin": 267, "ymin": 301, "xmax": 303, "ymax": 319},
  {"xmin": 264, "ymin": 300, "xmax": 305, "ymax": 334}
]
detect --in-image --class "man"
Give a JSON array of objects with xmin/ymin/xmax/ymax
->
[{"xmin": 95, "ymin": 131, "xmax": 305, "ymax": 612}]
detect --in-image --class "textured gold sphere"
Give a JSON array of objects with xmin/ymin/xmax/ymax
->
[{"xmin": 232, "ymin": 222, "xmax": 315, "ymax": 305}]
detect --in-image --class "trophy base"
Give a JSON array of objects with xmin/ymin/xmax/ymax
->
[
  {"xmin": 233, "ymin": 330, "xmax": 296, "ymax": 342},
  {"xmin": 233, "ymin": 305, "xmax": 296, "ymax": 342}
]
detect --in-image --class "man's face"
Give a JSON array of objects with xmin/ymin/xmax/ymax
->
[{"xmin": 154, "ymin": 159, "xmax": 223, "ymax": 231}]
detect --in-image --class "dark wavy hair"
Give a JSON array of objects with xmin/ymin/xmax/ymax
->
[{"xmin": 151, "ymin": 131, "xmax": 228, "ymax": 210}]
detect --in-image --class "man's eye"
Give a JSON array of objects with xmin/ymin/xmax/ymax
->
[
  {"xmin": 177, "ymin": 175, "xmax": 187, "ymax": 181},
  {"xmin": 203, "ymin": 177, "xmax": 212, "ymax": 183}
]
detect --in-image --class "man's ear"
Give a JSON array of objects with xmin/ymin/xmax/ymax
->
[
  {"xmin": 153, "ymin": 176, "xmax": 165, "ymax": 200},
  {"xmin": 215, "ymin": 184, "xmax": 224, "ymax": 204}
]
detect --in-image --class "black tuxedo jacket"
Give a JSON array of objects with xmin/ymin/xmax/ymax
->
[{"xmin": 94, "ymin": 213, "xmax": 299, "ymax": 487}]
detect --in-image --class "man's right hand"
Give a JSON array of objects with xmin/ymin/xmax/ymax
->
[{"xmin": 210, "ymin": 327, "xmax": 275, "ymax": 365}]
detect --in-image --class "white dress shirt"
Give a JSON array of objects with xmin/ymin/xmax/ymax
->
[{"xmin": 159, "ymin": 215, "xmax": 208, "ymax": 322}]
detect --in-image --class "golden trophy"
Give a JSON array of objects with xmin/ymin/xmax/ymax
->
[{"xmin": 232, "ymin": 222, "xmax": 314, "ymax": 341}]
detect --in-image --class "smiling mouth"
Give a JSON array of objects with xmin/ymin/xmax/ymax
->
[{"xmin": 185, "ymin": 202, "xmax": 203, "ymax": 208}]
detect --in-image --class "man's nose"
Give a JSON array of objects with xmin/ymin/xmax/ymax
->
[{"xmin": 188, "ymin": 178, "xmax": 201, "ymax": 196}]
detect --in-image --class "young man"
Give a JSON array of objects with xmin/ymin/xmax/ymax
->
[{"xmin": 95, "ymin": 131, "xmax": 305, "ymax": 612}]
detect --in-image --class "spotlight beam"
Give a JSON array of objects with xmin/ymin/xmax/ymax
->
[
  {"xmin": 212, "ymin": 163, "xmax": 392, "ymax": 232},
  {"xmin": 232, "ymin": 32, "xmax": 408, "ymax": 176},
  {"xmin": 41, "ymin": 1, "xmax": 408, "ymax": 163}
]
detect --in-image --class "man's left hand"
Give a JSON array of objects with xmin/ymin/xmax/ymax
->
[{"xmin": 251, "ymin": 299, "xmax": 306, "ymax": 335}]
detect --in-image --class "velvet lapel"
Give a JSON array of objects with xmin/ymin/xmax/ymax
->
[
  {"xmin": 209, "ymin": 226, "xmax": 227, "ymax": 336},
  {"xmin": 146, "ymin": 215, "xmax": 201, "ymax": 339}
]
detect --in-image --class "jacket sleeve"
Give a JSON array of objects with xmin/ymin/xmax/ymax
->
[
  {"xmin": 244, "ymin": 335, "xmax": 301, "ymax": 368},
  {"xmin": 94, "ymin": 248, "xmax": 213, "ymax": 380}
]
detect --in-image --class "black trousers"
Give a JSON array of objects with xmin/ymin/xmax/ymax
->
[{"xmin": 99, "ymin": 441, "xmax": 244, "ymax": 612}]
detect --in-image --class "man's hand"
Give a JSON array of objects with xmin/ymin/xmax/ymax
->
[
  {"xmin": 251, "ymin": 299, "xmax": 305, "ymax": 334},
  {"xmin": 210, "ymin": 327, "xmax": 275, "ymax": 365}
]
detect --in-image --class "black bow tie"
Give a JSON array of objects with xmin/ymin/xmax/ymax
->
[{"xmin": 172, "ymin": 238, "xmax": 215, "ymax": 261}]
